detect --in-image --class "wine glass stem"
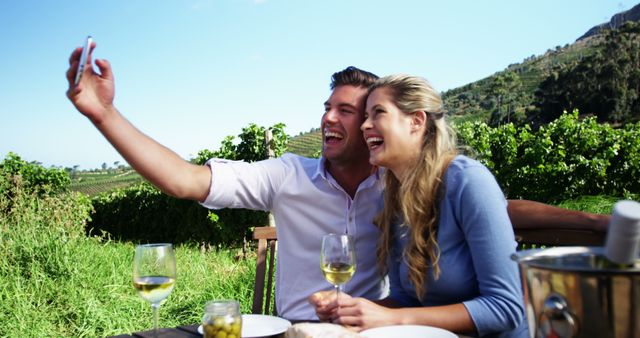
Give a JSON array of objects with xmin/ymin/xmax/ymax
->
[
  {"xmin": 335, "ymin": 284, "xmax": 341, "ymax": 309},
  {"xmin": 151, "ymin": 303, "xmax": 160, "ymax": 338}
]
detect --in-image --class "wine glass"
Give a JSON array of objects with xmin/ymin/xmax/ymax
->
[
  {"xmin": 320, "ymin": 234, "xmax": 356, "ymax": 304},
  {"xmin": 133, "ymin": 243, "xmax": 176, "ymax": 337}
]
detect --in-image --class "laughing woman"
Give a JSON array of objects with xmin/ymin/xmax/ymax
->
[{"xmin": 309, "ymin": 75, "xmax": 528, "ymax": 337}]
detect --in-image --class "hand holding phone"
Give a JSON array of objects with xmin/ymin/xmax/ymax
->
[{"xmin": 74, "ymin": 36, "xmax": 93, "ymax": 85}]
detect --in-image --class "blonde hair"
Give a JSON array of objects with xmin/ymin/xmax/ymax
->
[{"xmin": 371, "ymin": 74, "xmax": 458, "ymax": 300}]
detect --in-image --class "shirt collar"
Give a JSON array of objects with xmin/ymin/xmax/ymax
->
[{"xmin": 312, "ymin": 156, "xmax": 383, "ymax": 187}]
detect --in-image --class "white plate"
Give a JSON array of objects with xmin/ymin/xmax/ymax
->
[
  {"xmin": 361, "ymin": 325, "xmax": 457, "ymax": 338},
  {"xmin": 198, "ymin": 314, "xmax": 292, "ymax": 338}
]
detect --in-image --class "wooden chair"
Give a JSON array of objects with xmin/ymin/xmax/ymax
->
[{"xmin": 252, "ymin": 226, "xmax": 277, "ymax": 315}]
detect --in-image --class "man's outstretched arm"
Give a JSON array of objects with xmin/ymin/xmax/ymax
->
[
  {"xmin": 507, "ymin": 199, "xmax": 610, "ymax": 233},
  {"xmin": 65, "ymin": 43, "xmax": 211, "ymax": 201}
]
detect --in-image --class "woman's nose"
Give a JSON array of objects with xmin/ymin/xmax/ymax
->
[{"xmin": 361, "ymin": 116, "xmax": 371, "ymax": 131}]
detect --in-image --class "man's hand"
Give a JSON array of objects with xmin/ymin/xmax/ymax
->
[
  {"xmin": 309, "ymin": 290, "xmax": 348, "ymax": 322},
  {"xmin": 65, "ymin": 42, "xmax": 115, "ymax": 124}
]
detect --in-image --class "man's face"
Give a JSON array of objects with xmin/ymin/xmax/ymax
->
[{"xmin": 321, "ymin": 85, "xmax": 370, "ymax": 165}]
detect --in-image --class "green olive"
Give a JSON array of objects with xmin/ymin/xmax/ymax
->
[{"xmin": 231, "ymin": 322, "xmax": 241, "ymax": 335}]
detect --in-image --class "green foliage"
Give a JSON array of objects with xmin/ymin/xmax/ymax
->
[
  {"xmin": 194, "ymin": 123, "xmax": 289, "ymax": 164},
  {"xmin": 90, "ymin": 123, "xmax": 288, "ymax": 246},
  {"xmin": 457, "ymin": 110, "xmax": 640, "ymax": 202},
  {"xmin": 0, "ymin": 152, "xmax": 70, "ymax": 196}
]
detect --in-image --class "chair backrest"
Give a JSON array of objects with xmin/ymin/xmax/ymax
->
[
  {"xmin": 513, "ymin": 224, "xmax": 606, "ymax": 248},
  {"xmin": 252, "ymin": 226, "xmax": 277, "ymax": 315}
]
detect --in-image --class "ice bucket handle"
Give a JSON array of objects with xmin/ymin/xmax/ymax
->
[{"xmin": 537, "ymin": 293, "xmax": 578, "ymax": 338}]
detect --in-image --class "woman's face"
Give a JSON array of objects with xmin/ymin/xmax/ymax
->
[{"xmin": 361, "ymin": 87, "xmax": 425, "ymax": 179}]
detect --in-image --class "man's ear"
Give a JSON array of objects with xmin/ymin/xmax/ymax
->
[{"xmin": 411, "ymin": 111, "xmax": 427, "ymax": 132}]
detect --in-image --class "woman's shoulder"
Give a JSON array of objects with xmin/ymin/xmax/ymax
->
[
  {"xmin": 447, "ymin": 155, "xmax": 485, "ymax": 173},
  {"xmin": 445, "ymin": 155, "xmax": 497, "ymax": 187}
]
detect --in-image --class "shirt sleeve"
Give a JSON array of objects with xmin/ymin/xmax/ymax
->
[
  {"xmin": 199, "ymin": 156, "xmax": 289, "ymax": 211},
  {"xmin": 449, "ymin": 163, "xmax": 525, "ymax": 336}
]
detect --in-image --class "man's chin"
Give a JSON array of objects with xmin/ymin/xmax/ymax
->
[{"xmin": 322, "ymin": 144, "xmax": 342, "ymax": 158}]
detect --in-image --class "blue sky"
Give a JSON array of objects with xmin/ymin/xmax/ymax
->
[{"xmin": 0, "ymin": 0, "xmax": 635, "ymax": 170}]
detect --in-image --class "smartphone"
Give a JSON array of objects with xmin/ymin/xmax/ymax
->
[{"xmin": 74, "ymin": 36, "xmax": 93, "ymax": 85}]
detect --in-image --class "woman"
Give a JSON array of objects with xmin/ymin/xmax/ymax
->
[{"xmin": 309, "ymin": 75, "xmax": 528, "ymax": 337}]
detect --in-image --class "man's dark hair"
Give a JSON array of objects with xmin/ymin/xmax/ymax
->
[{"xmin": 330, "ymin": 66, "xmax": 379, "ymax": 89}]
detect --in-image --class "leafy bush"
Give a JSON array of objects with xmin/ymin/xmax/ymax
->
[
  {"xmin": 456, "ymin": 110, "xmax": 640, "ymax": 202},
  {"xmin": 0, "ymin": 152, "xmax": 70, "ymax": 196},
  {"xmin": 88, "ymin": 122, "xmax": 288, "ymax": 246},
  {"xmin": 89, "ymin": 181, "xmax": 267, "ymax": 246}
]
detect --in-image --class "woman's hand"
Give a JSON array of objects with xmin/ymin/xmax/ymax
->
[{"xmin": 65, "ymin": 42, "xmax": 116, "ymax": 125}]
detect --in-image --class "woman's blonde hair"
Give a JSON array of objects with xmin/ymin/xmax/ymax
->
[{"xmin": 371, "ymin": 74, "xmax": 458, "ymax": 300}]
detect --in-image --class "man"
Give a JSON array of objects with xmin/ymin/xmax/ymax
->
[{"xmin": 66, "ymin": 44, "xmax": 608, "ymax": 320}]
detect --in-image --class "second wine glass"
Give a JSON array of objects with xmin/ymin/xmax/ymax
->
[
  {"xmin": 133, "ymin": 243, "xmax": 176, "ymax": 337},
  {"xmin": 320, "ymin": 233, "xmax": 356, "ymax": 303}
]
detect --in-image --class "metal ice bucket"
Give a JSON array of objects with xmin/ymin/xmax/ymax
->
[{"xmin": 512, "ymin": 246, "xmax": 640, "ymax": 338}]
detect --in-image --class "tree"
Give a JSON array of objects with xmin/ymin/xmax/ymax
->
[
  {"xmin": 488, "ymin": 71, "xmax": 522, "ymax": 126},
  {"xmin": 194, "ymin": 122, "xmax": 289, "ymax": 165}
]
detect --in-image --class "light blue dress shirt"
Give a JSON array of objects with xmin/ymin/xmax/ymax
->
[{"xmin": 200, "ymin": 153, "xmax": 388, "ymax": 320}]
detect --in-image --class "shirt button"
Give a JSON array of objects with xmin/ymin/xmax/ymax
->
[{"xmin": 349, "ymin": 217, "xmax": 353, "ymax": 222}]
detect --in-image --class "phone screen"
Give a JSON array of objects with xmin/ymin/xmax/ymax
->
[{"xmin": 74, "ymin": 36, "xmax": 93, "ymax": 85}]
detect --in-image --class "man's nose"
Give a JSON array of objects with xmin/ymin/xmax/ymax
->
[{"xmin": 323, "ymin": 109, "xmax": 338, "ymax": 123}]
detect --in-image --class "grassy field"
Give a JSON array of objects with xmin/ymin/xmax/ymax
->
[{"xmin": 0, "ymin": 181, "xmax": 256, "ymax": 338}]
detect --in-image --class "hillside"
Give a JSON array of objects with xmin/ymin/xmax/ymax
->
[
  {"xmin": 287, "ymin": 128, "xmax": 322, "ymax": 157},
  {"xmin": 442, "ymin": 36, "xmax": 600, "ymax": 125},
  {"xmin": 443, "ymin": 4, "xmax": 640, "ymax": 126},
  {"xmin": 69, "ymin": 170, "xmax": 144, "ymax": 196}
]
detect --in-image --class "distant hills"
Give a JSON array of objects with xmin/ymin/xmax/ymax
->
[{"xmin": 287, "ymin": 4, "xmax": 640, "ymax": 156}]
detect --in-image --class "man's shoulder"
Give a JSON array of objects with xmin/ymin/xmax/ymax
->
[{"xmin": 279, "ymin": 153, "xmax": 321, "ymax": 168}]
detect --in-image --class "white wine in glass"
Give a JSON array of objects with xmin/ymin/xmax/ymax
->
[
  {"xmin": 133, "ymin": 243, "xmax": 176, "ymax": 337},
  {"xmin": 320, "ymin": 234, "xmax": 356, "ymax": 303}
]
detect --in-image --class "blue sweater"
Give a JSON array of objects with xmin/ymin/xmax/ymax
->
[{"xmin": 388, "ymin": 156, "xmax": 528, "ymax": 337}]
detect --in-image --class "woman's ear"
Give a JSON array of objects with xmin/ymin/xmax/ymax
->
[{"xmin": 411, "ymin": 111, "xmax": 427, "ymax": 132}]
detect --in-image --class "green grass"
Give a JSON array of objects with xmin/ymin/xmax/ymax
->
[
  {"xmin": 0, "ymin": 181, "xmax": 256, "ymax": 337},
  {"xmin": 556, "ymin": 194, "xmax": 638, "ymax": 214}
]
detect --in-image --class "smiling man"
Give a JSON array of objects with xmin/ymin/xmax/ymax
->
[{"xmin": 67, "ymin": 50, "xmax": 387, "ymax": 319}]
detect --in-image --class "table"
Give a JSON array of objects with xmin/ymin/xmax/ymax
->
[
  {"xmin": 109, "ymin": 323, "xmax": 286, "ymax": 338},
  {"xmin": 109, "ymin": 322, "xmax": 469, "ymax": 337},
  {"xmin": 108, "ymin": 324, "xmax": 201, "ymax": 338}
]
